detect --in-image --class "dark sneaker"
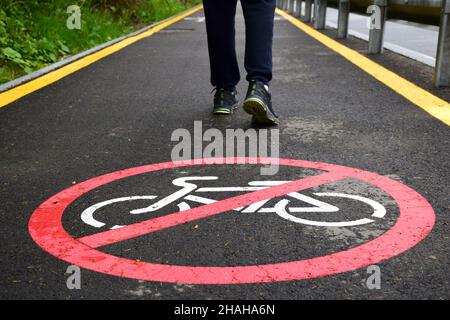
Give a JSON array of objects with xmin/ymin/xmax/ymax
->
[
  {"xmin": 212, "ymin": 87, "xmax": 239, "ymax": 115},
  {"xmin": 243, "ymin": 80, "xmax": 279, "ymax": 125}
]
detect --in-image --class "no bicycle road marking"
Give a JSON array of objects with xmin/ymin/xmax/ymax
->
[{"xmin": 29, "ymin": 157, "xmax": 435, "ymax": 284}]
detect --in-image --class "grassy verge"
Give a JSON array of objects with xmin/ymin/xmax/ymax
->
[{"xmin": 0, "ymin": 0, "xmax": 202, "ymax": 85}]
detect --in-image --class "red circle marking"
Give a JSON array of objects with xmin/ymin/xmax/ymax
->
[{"xmin": 29, "ymin": 158, "xmax": 435, "ymax": 284}]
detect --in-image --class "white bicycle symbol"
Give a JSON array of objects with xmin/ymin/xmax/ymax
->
[{"xmin": 81, "ymin": 176, "xmax": 386, "ymax": 230}]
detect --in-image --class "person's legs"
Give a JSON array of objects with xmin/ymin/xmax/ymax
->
[
  {"xmin": 241, "ymin": 0, "xmax": 278, "ymax": 125},
  {"xmin": 203, "ymin": 0, "xmax": 240, "ymax": 89},
  {"xmin": 240, "ymin": 0, "xmax": 276, "ymax": 85}
]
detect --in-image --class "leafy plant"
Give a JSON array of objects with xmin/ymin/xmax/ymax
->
[{"xmin": 0, "ymin": 0, "xmax": 202, "ymax": 84}]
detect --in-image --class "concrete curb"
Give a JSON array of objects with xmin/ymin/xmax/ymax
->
[{"xmin": 326, "ymin": 20, "xmax": 436, "ymax": 67}]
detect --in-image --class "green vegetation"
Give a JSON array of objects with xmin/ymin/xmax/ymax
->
[{"xmin": 0, "ymin": 0, "xmax": 202, "ymax": 84}]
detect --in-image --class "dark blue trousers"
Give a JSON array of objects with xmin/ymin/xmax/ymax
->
[{"xmin": 203, "ymin": 0, "xmax": 276, "ymax": 89}]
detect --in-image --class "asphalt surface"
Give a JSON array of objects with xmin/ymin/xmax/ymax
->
[{"xmin": 0, "ymin": 6, "xmax": 449, "ymax": 300}]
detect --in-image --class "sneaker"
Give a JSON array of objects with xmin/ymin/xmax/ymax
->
[
  {"xmin": 212, "ymin": 87, "xmax": 239, "ymax": 115},
  {"xmin": 243, "ymin": 80, "xmax": 279, "ymax": 125}
]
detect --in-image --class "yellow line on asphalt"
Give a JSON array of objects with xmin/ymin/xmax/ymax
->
[
  {"xmin": 0, "ymin": 5, "xmax": 203, "ymax": 109},
  {"xmin": 276, "ymin": 9, "xmax": 450, "ymax": 127}
]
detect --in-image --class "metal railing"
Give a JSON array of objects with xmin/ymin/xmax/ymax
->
[{"xmin": 276, "ymin": 0, "xmax": 450, "ymax": 87}]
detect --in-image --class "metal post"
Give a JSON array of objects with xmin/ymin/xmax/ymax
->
[
  {"xmin": 289, "ymin": 0, "xmax": 295, "ymax": 13},
  {"xmin": 435, "ymin": 0, "xmax": 450, "ymax": 87},
  {"xmin": 295, "ymin": 0, "xmax": 303, "ymax": 18},
  {"xmin": 368, "ymin": 0, "xmax": 387, "ymax": 54},
  {"xmin": 304, "ymin": 0, "xmax": 313, "ymax": 22},
  {"xmin": 337, "ymin": 0, "xmax": 350, "ymax": 39},
  {"xmin": 314, "ymin": 0, "xmax": 327, "ymax": 30},
  {"xmin": 283, "ymin": 0, "xmax": 289, "ymax": 11},
  {"xmin": 312, "ymin": 0, "xmax": 317, "ymax": 23},
  {"xmin": 289, "ymin": 0, "xmax": 296, "ymax": 14}
]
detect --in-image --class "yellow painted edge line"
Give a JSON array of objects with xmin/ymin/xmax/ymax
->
[
  {"xmin": 276, "ymin": 9, "xmax": 450, "ymax": 127},
  {"xmin": 0, "ymin": 4, "xmax": 203, "ymax": 109}
]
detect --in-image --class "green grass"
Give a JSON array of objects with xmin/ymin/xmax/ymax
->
[{"xmin": 0, "ymin": 0, "xmax": 202, "ymax": 84}]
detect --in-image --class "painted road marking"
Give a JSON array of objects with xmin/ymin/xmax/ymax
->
[
  {"xmin": 81, "ymin": 195, "xmax": 158, "ymax": 229},
  {"xmin": 268, "ymin": 192, "xmax": 387, "ymax": 227},
  {"xmin": 78, "ymin": 169, "xmax": 349, "ymax": 248},
  {"xmin": 184, "ymin": 17, "xmax": 205, "ymax": 23},
  {"xmin": 81, "ymin": 176, "xmax": 390, "ymax": 228},
  {"xmin": 276, "ymin": 9, "xmax": 450, "ymax": 127},
  {"xmin": 0, "ymin": 5, "xmax": 203, "ymax": 109},
  {"xmin": 29, "ymin": 158, "xmax": 435, "ymax": 284}
]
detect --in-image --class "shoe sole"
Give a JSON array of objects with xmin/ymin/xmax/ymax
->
[
  {"xmin": 213, "ymin": 102, "xmax": 239, "ymax": 115},
  {"xmin": 243, "ymin": 97, "xmax": 279, "ymax": 125}
]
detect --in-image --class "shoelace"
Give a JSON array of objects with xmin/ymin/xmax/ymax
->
[
  {"xmin": 212, "ymin": 87, "xmax": 237, "ymax": 107},
  {"xmin": 248, "ymin": 81, "xmax": 270, "ymax": 100},
  {"xmin": 248, "ymin": 81, "xmax": 278, "ymax": 117}
]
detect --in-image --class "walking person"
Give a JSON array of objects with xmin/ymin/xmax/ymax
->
[{"xmin": 203, "ymin": 0, "xmax": 279, "ymax": 125}]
